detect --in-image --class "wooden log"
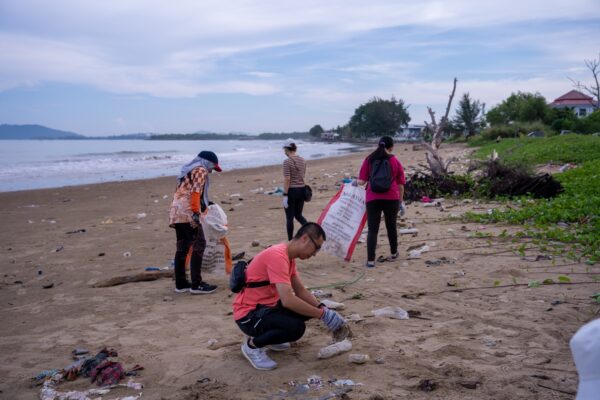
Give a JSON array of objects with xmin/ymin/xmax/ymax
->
[{"xmin": 92, "ymin": 270, "xmax": 173, "ymax": 288}]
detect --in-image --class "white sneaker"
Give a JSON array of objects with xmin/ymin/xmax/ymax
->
[
  {"xmin": 266, "ymin": 342, "xmax": 290, "ymax": 352},
  {"xmin": 241, "ymin": 341, "xmax": 277, "ymax": 370}
]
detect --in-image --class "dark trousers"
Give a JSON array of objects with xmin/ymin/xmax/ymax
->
[
  {"xmin": 173, "ymin": 223, "xmax": 206, "ymax": 288},
  {"xmin": 235, "ymin": 303, "xmax": 311, "ymax": 348},
  {"xmin": 366, "ymin": 199, "xmax": 400, "ymax": 262},
  {"xmin": 285, "ymin": 187, "xmax": 308, "ymax": 240}
]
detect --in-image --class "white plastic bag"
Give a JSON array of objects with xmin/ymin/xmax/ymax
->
[
  {"xmin": 201, "ymin": 204, "xmax": 228, "ymax": 240},
  {"xmin": 317, "ymin": 184, "xmax": 367, "ymax": 261}
]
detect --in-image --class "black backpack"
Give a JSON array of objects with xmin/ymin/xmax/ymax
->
[
  {"xmin": 230, "ymin": 260, "xmax": 270, "ymax": 293},
  {"xmin": 369, "ymin": 158, "xmax": 392, "ymax": 193}
]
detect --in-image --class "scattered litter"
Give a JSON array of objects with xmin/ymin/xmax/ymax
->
[
  {"xmin": 163, "ymin": 296, "xmax": 173, "ymax": 302},
  {"xmin": 483, "ymin": 338, "xmax": 497, "ymax": 347},
  {"xmin": 418, "ymin": 379, "xmax": 437, "ymax": 392},
  {"xmin": 398, "ymin": 228, "xmax": 419, "ymax": 235},
  {"xmin": 251, "ymin": 241, "xmax": 260, "ymax": 247},
  {"xmin": 136, "ymin": 213, "xmax": 147, "ymax": 219},
  {"xmin": 123, "ymin": 252, "xmax": 131, "ymax": 257},
  {"xmin": 28, "ymin": 220, "xmax": 34, "ymax": 224},
  {"xmin": 250, "ymin": 187, "xmax": 264, "ymax": 194},
  {"xmin": 408, "ymin": 245, "xmax": 430, "ymax": 259},
  {"xmin": 332, "ymin": 325, "xmax": 353, "ymax": 342},
  {"xmin": 153, "ymin": 199, "xmax": 159, "ymax": 203},
  {"xmin": 348, "ymin": 353, "xmax": 369, "ymax": 364},
  {"xmin": 317, "ymin": 339, "xmax": 352, "ymax": 359},
  {"xmin": 421, "ymin": 196, "xmax": 431, "ymax": 203},
  {"xmin": 331, "ymin": 379, "xmax": 360, "ymax": 387},
  {"xmin": 459, "ymin": 380, "xmax": 480, "ymax": 390},
  {"xmin": 66, "ymin": 229, "xmax": 86, "ymax": 234},
  {"xmin": 98, "ymin": 253, "xmax": 105, "ymax": 257},
  {"xmin": 162, "ymin": 195, "xmax": 168, "ymax": 199},
  {"xmin": 346, "ymin": 313, "xmax": 364, "ymax": 322},
  {"xmin": 454, "ymin": 270, "xmax": 466, "ymax": 277},
  {"xmin": 320, "ymin": 299, "xmax": 345, "ymax": 310},
  {"xmin": 207, "ymin": 339, "xmax": 218, "ymax": 348},
  {"xmin": 101, "ymin": 218, "xmax": 113, "ymax": 224},
  {"xmin": 425, "ymin": 257, "xmax": 455, "ymax": 266},
  {"xmin": 23, "ymin": 204, "xmax": 40, "ymax": 208},
  {"xmin": 311, "ymin": 289, "xmax": 332, "ymax": 298},
  {"xmin": 401, "ymin": 262, "xmax": 409, "ymax": 267},
  {"xmin": 357, "ymin": 232, "xmax": 367, "ymax": 243},
  {"xmin": 144, "ymin": 267, "xmax": 160, "ymax": 271},
  {"xmin": 372, "ymin": 306, "xmax": 409, "ymax": 320},
  {"xmin": 72, "ymin": 348, "xmax": 89, "ymax": 356},
  {"xmin": 557, "ymin": 222, "xmax": 569, "ymax": 228},
  {"xmin": 229, "ymin": 193, "xmax": 241, "ymax": 198},
  {"xmin": 307, "ymin": 375, "xmax": 323, "ymax": 387},
  {"xmin": 42, "ymin": 283, "xmax": 54, "ymax": 289},
  {"xmin": 53, "ymin": 245, "xmax": 64, "ymax": 253}
]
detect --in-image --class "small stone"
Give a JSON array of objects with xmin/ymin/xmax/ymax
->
[
  {"xmin": 163, "ymin": 296, "xmax": 173, "ymax": 302},
  {"xmin": 374, "ymin": 357, "xmax": 385, "ymax": 364},
  {"xmin": 459, "ymin": 380, "xmax": 480, "ymax": 390},
  {"xmin": 98, "ymin": 252, "xmax": 105, "ymax": 257},
  {"xmin": 42, "ymin": 282, "xmax": 54, "ymax": 289},
  {"xmin": 251, "ymin": 241, "xmax": 260, "ymax": 247}
]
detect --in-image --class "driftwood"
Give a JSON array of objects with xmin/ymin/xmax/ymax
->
[
  {"xmin": 422, "ymin": 78, "xmax": 458, "ymax": 177},
  {"xmin": 92, "ymin": 270, "xmax": 173, "ymax": 288}
]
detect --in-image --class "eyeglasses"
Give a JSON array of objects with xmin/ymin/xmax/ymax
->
[{"xmin": 307, "ymin": 235, "xmax": 321, "ymax": 253}]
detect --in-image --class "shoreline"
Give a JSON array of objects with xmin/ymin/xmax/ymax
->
[{"xmin": 0, "ymin": 141, "xmax": 371, "ymax": 194}]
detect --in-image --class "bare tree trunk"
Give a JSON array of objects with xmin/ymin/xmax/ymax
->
[
  {"xmin": 569, "ymin": 53, "xmax": 600, "ymax": 110},
  {"xmin": 422, "ymin": 78, "xmax": 458, "ymax": 177}
]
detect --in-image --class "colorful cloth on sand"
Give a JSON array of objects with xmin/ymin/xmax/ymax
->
[{"xmin": 90, "ymin": 360, "xmax": 125, "ymax": 386}]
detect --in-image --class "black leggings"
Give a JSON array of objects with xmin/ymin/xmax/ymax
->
[
  {"xmin": 235, "ymin": 303, "xmax": 311, "ymax": 348},
  {"xmin": 173, "ymin": 223, "xmax": 206, "ymax": 288},
  {"xmin": 285, "ymin": 187, "xmax": 308, "ymax": 240},
  {"xmin": 366, "ymin": 199, "xmax": 400, "ymax": 262}
]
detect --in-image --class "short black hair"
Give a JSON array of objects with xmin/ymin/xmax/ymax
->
[{"xmin": 294, "ymin": 222, "xmax": 326, "ymax": 241}]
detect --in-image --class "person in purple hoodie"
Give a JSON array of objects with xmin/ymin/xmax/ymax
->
[{"xmin": 354, "ymin": 136, "xmax": 406, "ymax": 268}]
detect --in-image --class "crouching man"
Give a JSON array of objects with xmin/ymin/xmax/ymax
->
[{"xmin": 232, "ymin": 222, "xmax": 346, "ymax": 370}]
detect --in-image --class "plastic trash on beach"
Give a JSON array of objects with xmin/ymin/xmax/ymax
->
[
  {"xmin": 408, "ymin": 244, "xmax": 430, "ymax": 259},
  {"xmin": 348, "ymin": 353, "xmax": 370, "ymax": 364},
  {"xmin": 320, "ymin": 299, "xmax": 345, "ymax": 310},
  {"xmin": 372, "ymin": 306, "xmax": 409, "ymax": 320},
  {"xmin": 317, "ymin": 339, "xmax": 352, "ymax": 359},
  {"xmin": 399, "ymin": 228, "xmax": 419, "ymax": 235},
  {"xmin": 136, "ymin": 213, "xmax": 147, "ymax": 219}
]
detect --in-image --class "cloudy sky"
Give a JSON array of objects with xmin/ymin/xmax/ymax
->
[{"xmin": 1, "ymin": 0, "xmax": 599, "ymax": 136}]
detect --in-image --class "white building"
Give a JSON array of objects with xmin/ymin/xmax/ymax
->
[
  {"xmin": 550, "ymin": 90, "xmax": 598, "ymax": 118},
  {"xmin": 395, "ymin": 124, "xmax": 426, "ymax": 141}
]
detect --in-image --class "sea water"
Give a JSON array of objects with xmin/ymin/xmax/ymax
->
[{"xmin": 0, "ymin": 139, "xmax": 357, "ymax": 192}]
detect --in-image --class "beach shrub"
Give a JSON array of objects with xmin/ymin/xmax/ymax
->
[{"xmin": 465, "ymin": 159, "xmax": 600, "ymax": 263}]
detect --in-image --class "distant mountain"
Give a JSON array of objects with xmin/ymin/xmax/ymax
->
[{"xmin": 0, "ymin": 124, "xmax": 85, "ymax": 139}]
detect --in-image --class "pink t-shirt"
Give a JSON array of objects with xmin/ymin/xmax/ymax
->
[
  {"xmin": 232, "ymin": 243, "xmax": 298, "ymax": 320},
  {"xmin": 358, "ymin": 155, "xmax": 406, "ymax": 203}
]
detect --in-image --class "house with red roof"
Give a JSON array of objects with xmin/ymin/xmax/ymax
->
[{"xmin": 550, "ymin": 90, "xmax": 598, "ymax": 118}]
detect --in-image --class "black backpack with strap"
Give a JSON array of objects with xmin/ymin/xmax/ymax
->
[
  {"xmin": 230, "ymin": 259, "xmax": 270, "ymax": 293},
  {"xmin": 369, "ymin": 158, "xmax": 392, "ymax": 193}
]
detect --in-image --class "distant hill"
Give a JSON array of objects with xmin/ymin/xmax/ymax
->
[{"xmin": 0, "ymin": 124, "xmax": 85, "ymax": 139}]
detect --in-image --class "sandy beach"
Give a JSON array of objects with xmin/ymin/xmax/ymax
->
[{"xmin": 1, "ymin": 143, "xmax": 596, "ymax": 399}]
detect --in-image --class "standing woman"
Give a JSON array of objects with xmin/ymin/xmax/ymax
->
[
  {"xmin": 355, "ymin": 136, "xmax": 406, "ymax": 268},
  {"xmin": 282, "ymin": 141, "xmax": 308, "ymax": 240},
  {"xmin": 169, "ymin": 151, "xmax": 222, "ymax": 294}
]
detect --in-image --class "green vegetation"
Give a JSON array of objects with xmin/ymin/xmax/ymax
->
[
  {"xmin": 472, "ymin": 134, "xmax": 600, "ymax": 165},
  {"xmin": 348, "ymin": 96, "xmax": 410, "ymax": 138},
  {"xmin": 465, "ymin": 135, "xmax": 600, "ymax": 263}
]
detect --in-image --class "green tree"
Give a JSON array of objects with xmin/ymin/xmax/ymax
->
[
  {"xmin": 452, "ymin": 93, "xmax": 485, "ymax": 137},
  {"xmin": 349, "ymin": 97, "xmax": 410, "ymax": 137},
  {"xmin": 486, "ymin": 92, "xmax": 550, "ymax": 126},
  {"xmin": 309, "ymin": 124, "xmax": 324, "ymax": 137}
]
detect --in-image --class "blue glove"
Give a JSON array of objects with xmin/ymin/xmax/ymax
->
[
  {"xmin": 282, "ymin": 196, "xmax": 289, "ymax": 209},
  {"xmin": 320, "ymin": 307, "xmax": 345, "ymax": 332},
  {"xmin": 399, "ymin": 202, "xmax": 406, "ymax": 217}
]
